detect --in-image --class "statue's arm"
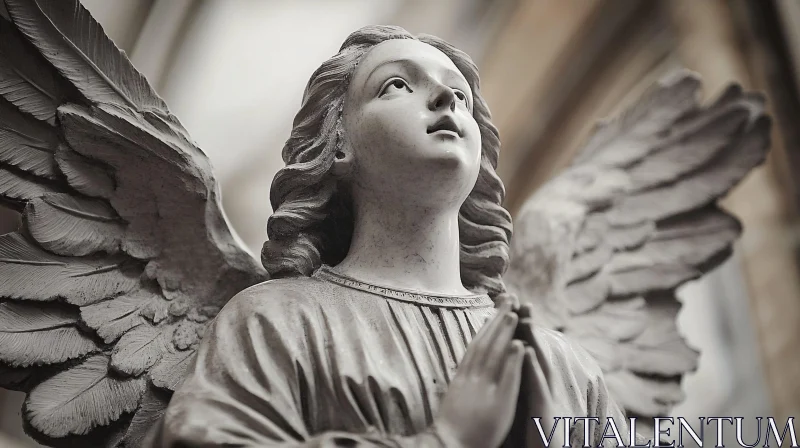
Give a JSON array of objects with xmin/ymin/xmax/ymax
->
[{"xmin": 148, "ymin": 290, "xmax": 456, "ymax": 448}]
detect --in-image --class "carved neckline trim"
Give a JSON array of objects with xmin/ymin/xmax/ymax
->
[{"xmin": 313, "ymin": 265, "xmax": 493, "ymax": 309}]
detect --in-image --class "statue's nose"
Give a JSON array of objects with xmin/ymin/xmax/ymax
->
[{"xmin": 428, "ymin": 85, "xmax": 456, "ymax": 112}]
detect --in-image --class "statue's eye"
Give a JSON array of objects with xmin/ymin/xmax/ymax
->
[
  {"xmin": 380, "ymin": 78, "xmax": 411, "ymax": 96},
  {"xmin": 453, "ymin": 89, "xmax": 468, "ymax": 106}
]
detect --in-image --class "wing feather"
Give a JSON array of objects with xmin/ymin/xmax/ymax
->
[
  {"xmin": 563, "ymin": 272, "xmax": 609, "ymax": 314},
  {"xmin": 576, "ymin": 72, "xmax": 702, "ymax": 166},
  {"xmin": 150, "ymin": 350, "xmax": 196, "ymax": 391},
  {"xmin": 607, "ymin": 207, "xmax": 740, "ymax": 296},
  {"xmin": 564, "ymin": 296, "xmax": 647, "ymax": 341},
  {"xmin": 25, "ymin": 354, "xmax": 146, "ymax": 438},
  {"xmin": 25, "ymin": 193, "xmax": 124, "ymax": 256},
  {"xmin": 54, "ymin": 146, "xmax": 114, "ymax": 198},
  {"xmin": 79, "ymin": 290, "xmax": 156, "ymax": 343},
  {"xmin": 0, "ymin": 233, "xmax": 140, "ymax": 304},
  {"xmin": 0, "ymin": 97, "xmax": 59, "ymax": 179},
  {"xmin": 0, "ymin": 301, "xmax": 97, "ymax": 366},
  {"xmin": 0, "ymin": 17, "xmax": 67, "ymax": 124},
  {"xmin": 5, "ymin": 0, "xmax": 166, "ymax": 113},
  {"xmin": 609, "ymin": 116, "xmax": 770, "ymax": 225},
  {"xmin": 0, "ymin": 164, "xmax": 56, "ymax": 203},
  {"xmin": 574, "ymin": 214, "xmax": 606, "ymax": 253},
  {"xmin": 111, "ymin": 323, "xmax": 170, "ymax": 376},
  {"xmin": 565, "ymin": 243, "xmax": 612, "ymax": 284},
  {"xmin": 626, "ymin": 108, "xmax": 749, "ymax": 189},
  {"xmin": 603, "ymin": 220, "xmax": 653, "ymax": 251},
  {"xmin": 620, "ymin": 295, "xmax": 699, "ymax": 376}
]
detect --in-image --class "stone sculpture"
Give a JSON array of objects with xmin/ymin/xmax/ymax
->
[{"xmin": 0, "ymin": 1, "xmax": 771, "ymax": 447}]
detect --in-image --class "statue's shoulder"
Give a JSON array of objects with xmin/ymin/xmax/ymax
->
[{"xmin": 216, "ymin": 275, "xmax": 330, "ymax": 323}]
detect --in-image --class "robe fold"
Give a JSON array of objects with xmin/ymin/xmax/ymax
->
[{"xmin": 153, "ymin": 266, "xmax": 631, "ymax": 447}]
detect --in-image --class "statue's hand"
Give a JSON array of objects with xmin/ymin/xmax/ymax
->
[
  {"xmin": 434, "ymin": 303, "xmax": 525, "ymax": 448},
  {"xmin": 514, "ymin": 304, "xmax": 553, "ymax": 389},
  {"xmin": 504, "ymin": 304, "xmax": 562, "ymax": 448}
]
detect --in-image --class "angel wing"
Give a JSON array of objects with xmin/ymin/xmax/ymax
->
[
  {"xmin": 0, "ymin": 0, "xmax": 266, "ymax": 446},
  {"xmin": 504, "ymin": 71, "xmax": 770, "ymax": 427}
]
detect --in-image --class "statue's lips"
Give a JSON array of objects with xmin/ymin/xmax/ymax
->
[{"xmin": 427, "ymin": 116, "xmax": 462, "ymax": 138}]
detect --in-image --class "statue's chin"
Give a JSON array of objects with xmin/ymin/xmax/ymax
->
[{"xmin": 430, "ymin": 149, "xmax": 480, "ymax": 185}]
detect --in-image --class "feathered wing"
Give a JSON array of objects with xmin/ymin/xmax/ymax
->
[
  {"xmin": 0, "ymin": 1, "xmax": 267, "ymax": 446},
  {"xmin": 504, "ymin": 71, "xmax": 770, "ymax": 425}
]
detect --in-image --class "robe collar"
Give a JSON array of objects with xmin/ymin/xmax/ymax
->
[{"xmin": 314, "ymin": 265, "xmax": 494, "ymax": 309}]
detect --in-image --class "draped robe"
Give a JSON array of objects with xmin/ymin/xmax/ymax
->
[{"xmin": 154, "ymin": 266, "xmax": 631, "ymax": 447}]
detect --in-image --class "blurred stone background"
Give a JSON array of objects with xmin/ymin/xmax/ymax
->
[{"xmin": 1, "ymin": 0, "xmax": 799, "ymax": 446}]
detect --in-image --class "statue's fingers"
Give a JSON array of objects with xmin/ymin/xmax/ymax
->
[
  {"xmin": 498, "ymin": 340, "xmax": 525, "ymax": 391},
  {"xmin": 519, "ymin": 318, "xmax": 553, "ymax": 391},
  {"xmin": 494, "ymin": 293, "xmax": 519, "ymax": 310},
  {"xmin": 482, "ymin": 312, "xmax": 518, "ymax": 374},
  {"xmin": 517, "ymin": 303, "xmax": 534, "ymax": 319},
  {"xmin": 512, "ymin": 304, "xmax": 533, "ymax": 341},
  {"xmin": 460, "ymin": 303, "xmax": 512, "ymax": 371}
]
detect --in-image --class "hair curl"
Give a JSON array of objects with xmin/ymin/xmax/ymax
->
[{"xmin": 262, "ymin": 25, "xmax": 513, "ymax": 299}]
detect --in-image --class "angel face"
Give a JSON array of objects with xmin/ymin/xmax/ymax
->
[{"xmin": 342, "ymin": 39, "xmax": 482, "ymax": 209}]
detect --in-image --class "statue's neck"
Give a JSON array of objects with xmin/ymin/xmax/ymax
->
[{"xmin": 333, "ymin": 197, "xmax": 471, "ymax": 296}]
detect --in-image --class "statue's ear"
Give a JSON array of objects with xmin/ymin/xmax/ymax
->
[{"xmin": 331, "ymin": 142, "xmax": 353, "ymax": 178}]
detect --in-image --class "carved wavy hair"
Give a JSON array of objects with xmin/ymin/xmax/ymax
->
[{"xmin": 262, "ymin": 25, "xmax": 513, "ymax": 299}]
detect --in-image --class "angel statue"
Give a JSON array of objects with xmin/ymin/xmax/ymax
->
[{"xmin": 0, "ymin": 0, "xmax": 771, "ymax": 447}]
